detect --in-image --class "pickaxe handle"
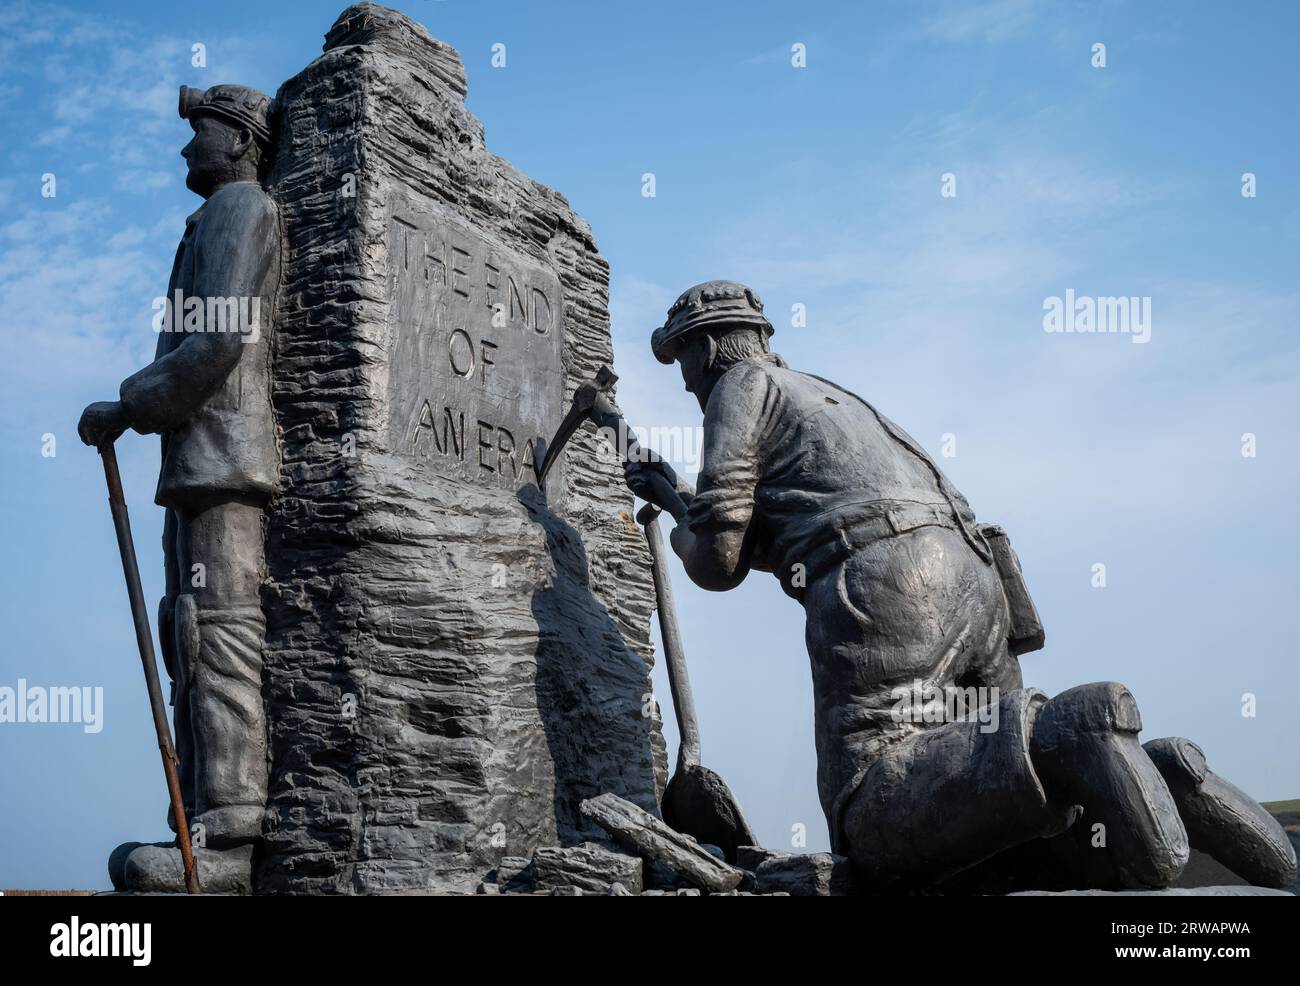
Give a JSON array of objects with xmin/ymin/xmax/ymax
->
[
  {"xmin": 640, "ymin": 467, "xmax": 688, "ymax": 523},
  {"xmin": 99, "ymin": 442, "xmax": 201, "ymax": 895},
  {"xmin": 534, "ymin": 365, "xmax": 689, "ymax": 521},
  {"xmin": 588, "ymin": 395, "xmax": 689, "ymax": 521}
]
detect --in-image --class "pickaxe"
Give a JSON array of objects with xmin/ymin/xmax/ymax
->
[
  {"xmin": 533, "ymin": 364, "xmax": 687, "ymax": 521},
  {"xmin": 535, "ymin": 365, "xmax": 755, "ymax": 860}
]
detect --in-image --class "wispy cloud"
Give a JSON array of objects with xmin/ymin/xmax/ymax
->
[
  {"xmin": 920, "ymin": 0, "xmax": 1041, "ymax": 44},
  {"xmin": 0, "ymin": 3, "xmax": 262, "ymax": 444}
]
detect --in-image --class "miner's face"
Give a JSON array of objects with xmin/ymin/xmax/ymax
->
[
  {"xmin": 677, "ymin": 336, "xmax": 712, "ymax": 413},
  {"xmin": 181, "ymin": 115, "xmax": 243, "ymax": 198}
]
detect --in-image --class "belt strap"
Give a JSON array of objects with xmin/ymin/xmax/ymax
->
[{"xmin": 803, "ymin": 373, "xmax": 992, "ymax": 565}]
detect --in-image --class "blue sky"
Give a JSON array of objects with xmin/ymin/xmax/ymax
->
[{"xmin": 1, "ymin": 0, "xmax": 1297, "ymax": 889}]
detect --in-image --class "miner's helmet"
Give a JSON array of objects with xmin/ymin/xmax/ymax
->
[
  {"xmin": 179, "ymin": 84, "xmax": 275, "ymax": 148},
  {"xmin": 651, "ymin": 280, "xmax": 774, "ymax": 364}
]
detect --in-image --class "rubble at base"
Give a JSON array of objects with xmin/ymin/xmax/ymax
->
[
  {"xmin": 531, "ymin": 844, "xmax": 644, "ymax": 895},
  {"xmin": 460, "ymin": 793, "xmax": 1296, "ymax": 898},
  {"xmin": 92, "ymin": 792, "xmax": 1298, "ymax": 897}
]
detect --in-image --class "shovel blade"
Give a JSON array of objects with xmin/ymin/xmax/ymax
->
[{"xmin": 662, "ymin": 763, "xmax": 758, "ymax": 864}]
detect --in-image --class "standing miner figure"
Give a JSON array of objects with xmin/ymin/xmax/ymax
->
[{"xmin": 78, "ymin": 84, "xmax": 280, "ymax": 893}]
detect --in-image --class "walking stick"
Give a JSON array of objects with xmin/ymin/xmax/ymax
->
[{"xmin": 98, "ymin": 440, "xmax": 201, "ymax": 895}]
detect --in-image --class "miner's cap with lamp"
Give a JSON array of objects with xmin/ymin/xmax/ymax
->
[
  {"xmin": 178, "ymin": 84, "xmax": 275, "ymax": 147},
  {"xmin": 651, "ymin": 279, "xmax": 775, "ymax": 364}
]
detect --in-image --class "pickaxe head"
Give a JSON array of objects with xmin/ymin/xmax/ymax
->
[{"xmin": 533, "ymin": 365, "xmax": 618, "ymax": 487}]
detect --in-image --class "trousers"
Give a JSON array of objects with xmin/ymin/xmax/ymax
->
[
  {"xmin": 160, "ymin": 500, "xmax": 268, "ymax": 846},
  {"xmin": 802, "ymin": 525, "xmax": 1067, "ymax": 886}
]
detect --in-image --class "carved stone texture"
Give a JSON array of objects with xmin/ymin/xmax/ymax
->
[
  {"xmin": 532, "ymin": 844, "xmax": 644, "ymax": 895},
  {"xmin": 257, "ymin": 2, "xmax": 666, "ymax": 894},
  {"xmin": 752, "ymin": 852, "xmax": 856, "ymax": 897},
  {"xmin": 493, "ymin": 856, "xmax": 534, "ymax": 893},
  {"xmin": 581, "ymin": 793, "xmax": 745, "ymax": 893}
]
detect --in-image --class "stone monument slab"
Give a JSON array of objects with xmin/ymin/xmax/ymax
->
[{"xmin": 256, "ymin": 3, "xmax": 666, "ymax": 895}]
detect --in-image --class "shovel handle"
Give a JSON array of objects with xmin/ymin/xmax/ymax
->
[{"xmin": 640, "ymin": 510, "xmax": 701, "ymax": 770}]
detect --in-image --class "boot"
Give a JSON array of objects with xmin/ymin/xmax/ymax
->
[
  {"xmin": 189, "ymin": 605, "xmax": 268, "ymax": 849},
  {"xmin": 111, "ymin": 842, "xmax": 254, "ymax": 894},
  {"xmin": 1144, "ymin": 736, "xmax": 1296, "ymax": 889},
  {"xmin": 1030, "ymin": 681, "xmax": 1188, "ymax": 887}
]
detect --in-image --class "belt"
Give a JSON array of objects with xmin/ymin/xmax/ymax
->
[{"xmin": 780, "ymin": 500, "xmax": 987, "ymax": 598}]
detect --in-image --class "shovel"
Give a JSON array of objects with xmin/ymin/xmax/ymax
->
[{"xmin": 637, "ymin": 501, "xmax": 757, "ymax": 862}]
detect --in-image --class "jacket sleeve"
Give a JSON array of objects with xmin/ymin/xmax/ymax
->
[
  {"xmin": 686, "ymin": 360, "xmax": 780, "ymax": 539},
  {"xmin": 673, "ymin": 360, "xmax": 783, "ymax": 591},
  {"xmin": 120, "ymin": 184, "xmax": 279, "ymax": 435}
]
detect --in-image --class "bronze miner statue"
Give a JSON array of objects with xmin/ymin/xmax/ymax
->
[
  {"xmin": 625, "ymin": 279, "xmax": 1296, "ymax": 892},
  {"xmin": 78, "ymin": 84, "xmax": 281, "ymax": 894},
  {"xmin": 70, "ymin": 2, "xmax": 1292, "ymax": 895}
]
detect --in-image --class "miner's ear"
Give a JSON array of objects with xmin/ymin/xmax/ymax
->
[
  {"xmin": 232, "ymin": 126, "xmax": 255, "ymax": 160},
  {"xmin": 701, "ymin": 333, "xmax": 719, "ymax": 372}
]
